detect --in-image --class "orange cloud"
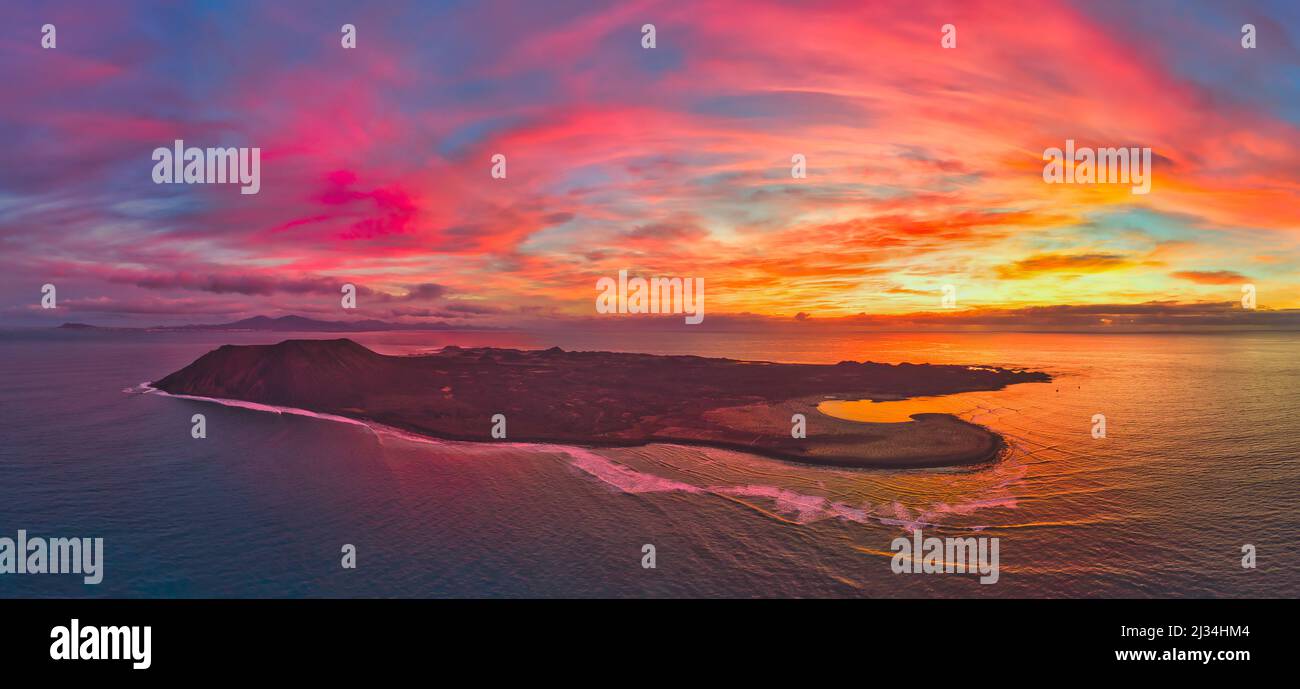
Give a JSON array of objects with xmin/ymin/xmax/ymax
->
[
  {"xmin": 995, "ymin": 253, "xmax": 1136, "ymax": 280},
  {"xmin": 1171, "ymin": 270, "xmax": 1249, "ymax": 285}
]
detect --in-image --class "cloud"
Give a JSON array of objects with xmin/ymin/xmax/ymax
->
[
  {"xmin": 0, "ymin": 0, "xmax": 1298, "ymax": 325},
  {"xmin": 124, "ymin": 272, "xmax": 346, "ymax": 296},
  {"xmin": 389, "ymin": 283, "xmax": 451, "ymax": 301},
  {"xmin": 995, "ymin": 253, "xmax": 1135, "ymax": 279},
  {"xmin": 1171, "ymin": 270, "xmax": 1249, "ymax": 285},
  {"xmin": 7, "ymin": 295, "xmax": 248, "ymax": 317},
  {"xmin": 797, "ymin": 301, "xmax": 1300, "ymax": 331}
]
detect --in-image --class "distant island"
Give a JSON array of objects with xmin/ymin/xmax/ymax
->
[
  {"xmin": 166, "ymin": 315, "xmax": 469, "ymax": 332},
  {"xmin": 152, "ymin": 339, "xmax": 1050, "ymax": 468},
  {"xmin": 59, "ymin": 315, "xmax": 470, "ymax": 332}
]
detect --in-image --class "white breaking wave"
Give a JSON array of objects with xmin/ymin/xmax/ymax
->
[
  {"xmin": 132, "ymin": 384, "xmax": 1016, "ymax": 532},
  {"xmin": 140, "ymin": 384, "xmax": 375, "ymax": 430}
]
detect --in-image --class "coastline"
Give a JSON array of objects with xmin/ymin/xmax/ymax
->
[
  {"xmin": 149, "ymin": 339, "xmax": 1047, "ymax": 470},
  {"xmin": 140, "ymin": 384, "xmax": 1007, "ymax": 469}
]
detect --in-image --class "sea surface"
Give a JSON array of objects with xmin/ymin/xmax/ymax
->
[{"xmin": 1, "ymin": 328, "xmax": 1296, "ymax": 598}]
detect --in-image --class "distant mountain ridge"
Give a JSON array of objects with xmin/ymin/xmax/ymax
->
[
  {"xmin": 56, "ymin": 315, "xmax": 468, "ymax": 332},
  {"xmin": 170, "ymin": 315, "xmax": 463, "ymax": 332}
]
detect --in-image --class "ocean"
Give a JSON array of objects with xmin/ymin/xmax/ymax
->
[{"xmin": 1, "ymin": 328, "xmax": 1296, "ymax": 597}]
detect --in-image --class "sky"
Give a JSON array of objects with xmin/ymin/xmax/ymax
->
[{"xmin": 1, "ymin": 0, "xmax": 1298, "ymax": 329}]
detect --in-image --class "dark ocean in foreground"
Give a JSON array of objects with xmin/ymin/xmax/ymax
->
[{"xmin": 1, "ymin": 328, "xmax": 1296, "ymax": 598}]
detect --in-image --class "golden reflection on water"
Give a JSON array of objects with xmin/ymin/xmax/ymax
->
[{"xmin": 818, "ymin": 392, "xmax": 990, "ymax": 423}]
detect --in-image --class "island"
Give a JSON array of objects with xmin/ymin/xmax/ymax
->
[{"xmin": 152, "ymin": 339, "xmax": 1050, "ymax": 468}]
